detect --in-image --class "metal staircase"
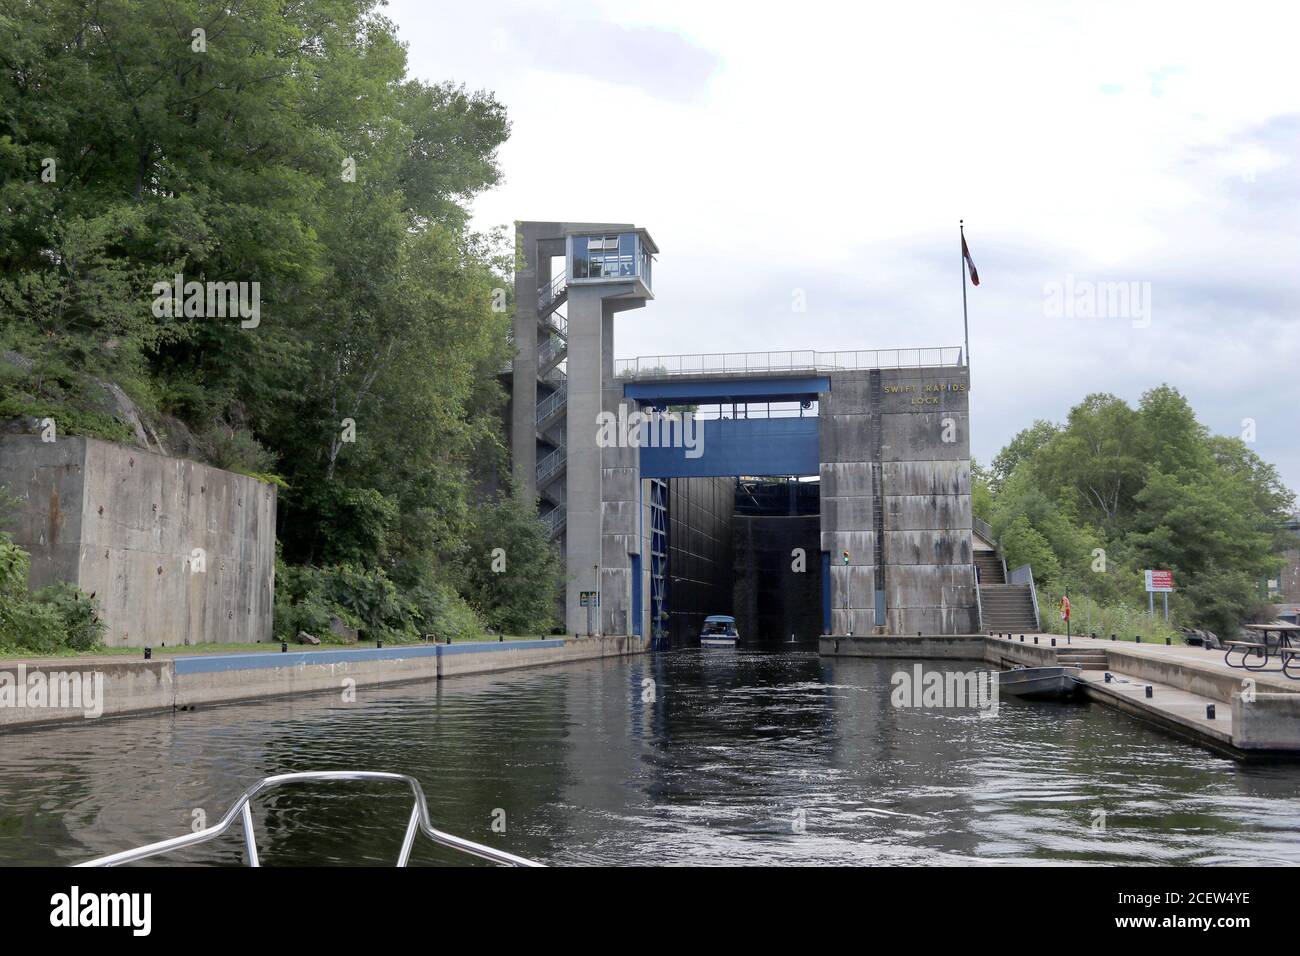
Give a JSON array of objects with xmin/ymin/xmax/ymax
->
[
  {"xmin": 537, "ymin": 382, "xmax": 566, "ymax": 434},
  {"xmin": 538, "ymin": 272, "xmax": 568, "ymax": 317}
]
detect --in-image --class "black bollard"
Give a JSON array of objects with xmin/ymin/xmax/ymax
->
[
  {"xmin": 1019, "ymin": 634, "xmax": 1024, "ymax": 642},
  {"xmin": 1207, "ymin": 704, "xmax": 1216, "ymax": 720},
  {"xmin": 1034, "ymin": 636, "xmax": 1039, "ymax": 644},
  {"xmin": 499, "ymin": 634, "xmax": 504, "ymax": 642},
  {"xmin": 1051, "ymin": 637, "xmax": 1056, "ymax": 647},
  {"xmin": 1104, "ymin": 672, "xmax": 1112, "ymax": 683},
  {"xmin": 1111, "ymin": 633, "xmax": 1117, "ymax": 641},
  {"xmin": 1145, "ymin": 685, "xmax": 1153, "ymax": 698},
  {"xmin": 144, "ymin": 647, "xmax": 152, "ymax": 661},
  {"xmin": 281, "ymin": 641, "xmax": 287, "ymax": 653},
  {"xmin": 1165, "ymin": 637, "xmax": 1171, "ymax": 646},
  {"xmin": 1135, "ymin": 635, "xmax": 1141, "ymax": 643}
]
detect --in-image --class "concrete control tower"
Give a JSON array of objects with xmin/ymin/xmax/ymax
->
[{"xmin": 510, "ymin": 221, "xmax": 658, "ymax": 637}]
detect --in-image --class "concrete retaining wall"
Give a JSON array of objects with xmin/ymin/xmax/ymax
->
[
  {"xmin": 0, "ymin": 436, "xmax": 277, "ymax": 647},
  {"xmin": 0, "ymin": 658, "xmax": 174, "ymax": 730},
  {"xmin": 819, "ymin": 634, "xmax": 987, "ymax": 660},
  {"xmin": 0, "ymin": 636, "xmax": 646, "ymax": 730},
  {"xmin": 1232, "ymin": 693, "xmax": 1300, "ymax": 750},
  {"xmin": 1097, "ymin": 645, "xmax": 1258, "ymax": 703}
]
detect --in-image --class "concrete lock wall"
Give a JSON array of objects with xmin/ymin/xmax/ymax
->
[
  {"xmin": 0, "ymin": 436, "xmax": 277, "ymax": 647},
  {"xmin": 820, "ymin": 368, "xmax": 976, "ymax": 635}
]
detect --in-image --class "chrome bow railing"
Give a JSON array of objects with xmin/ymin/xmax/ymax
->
[{"xmin": 76, "ymin": 771, "xmax": 543, "ymax": 868}]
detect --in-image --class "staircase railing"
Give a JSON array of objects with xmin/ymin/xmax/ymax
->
[
  {"xmin": 540, "ymin": 505, "xmax": 566, "ymax": 535},
  {"xmin": 536, "ymin": 442, "xmax": 566, "ymax": 484},
  {"xmin": 538, "ymin": 335, "xmax": 566, "ymax": 368},
  {"xmin": 538, "ymin": 272, "xmax": 567, "ymax": 314},
  {"xmin": 1007, "ymin": 564, "xmax": 1041, "ymax": 631},
  {"xmin": 542, "ymin": 310, "xmax": 567, "ymax": 338},
  {"xmin": 537, "ymin": 384, "xmax": 566, "ymax": 424}
]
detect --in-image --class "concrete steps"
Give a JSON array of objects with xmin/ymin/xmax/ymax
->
[
  {"xmin": 974, "ymin": 550, "xmax": 1005, "ymax": 585},
  {"xmin": 980, "ymin": 583, "xmax": 1037, "ymax": 632},
  {"xmin": 1056, "ymin": 648, "xmax": 1109, "ymax": 670}
]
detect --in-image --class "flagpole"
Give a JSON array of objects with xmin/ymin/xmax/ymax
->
[{"xmin": 960, "ymin": 219, "xmax": 971, "ymax": 384}]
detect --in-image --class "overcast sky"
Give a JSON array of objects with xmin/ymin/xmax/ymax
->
[{"xmin": 387, "ymin": 0, "xmax": 1300, "ymax": 495}]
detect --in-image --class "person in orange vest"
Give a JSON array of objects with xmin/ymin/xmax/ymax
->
[{"xmin": 1059, "ymin": 594, "xmax": 1071, "ymax": 641}]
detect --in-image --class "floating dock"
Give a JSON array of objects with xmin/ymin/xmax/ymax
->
[{"xmin": 821, "ymin": 632, "xmax": 1300, "ymax": 758}]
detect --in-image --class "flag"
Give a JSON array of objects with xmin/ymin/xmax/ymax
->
[{"xmin": 962, "ymin": 234, "xmax": 980, "ymax": 286}]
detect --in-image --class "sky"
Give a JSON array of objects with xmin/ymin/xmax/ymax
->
[{"xmin": 385, "ymin": 0, "xmax": 1300, "ymax": 495}]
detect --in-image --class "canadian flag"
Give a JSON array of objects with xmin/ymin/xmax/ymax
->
[{"xmin": 962, "ymin": 235, "xmax": 980, "ymax": 286}]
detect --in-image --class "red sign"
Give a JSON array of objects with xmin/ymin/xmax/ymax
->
[{"xmin": 1145, "ymin": 570, "xmax": 1174, "ymax": 592}]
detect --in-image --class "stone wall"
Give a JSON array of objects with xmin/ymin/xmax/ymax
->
[{"xmin": 0, "ymin": 436, "xmax": 277, "ymax": 646}]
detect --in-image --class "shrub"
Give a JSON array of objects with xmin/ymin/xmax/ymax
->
[
  {"xmin": 0, "ymin": 534, "xmax": 105, "ymax": 652},
  {"xmin": 33, "ymin": 582, "xmax": 106, "ymax": 651},
  {"xmin": 272, "ymin": 560, "xmax": 482, "ymax": 643}
]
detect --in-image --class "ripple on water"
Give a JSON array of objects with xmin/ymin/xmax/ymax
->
[{"xmin": 1, "ymin": 649, "xmax": 1299, "ymax": 865}]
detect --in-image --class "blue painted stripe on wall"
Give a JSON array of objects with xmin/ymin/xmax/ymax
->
[
  {"xmin": 174, "ymin": 640, "xmax": 566, "ymax": 674},
  {"xmin": 438, "ymin": 639, "xmax": 565, "ymax": 655}
]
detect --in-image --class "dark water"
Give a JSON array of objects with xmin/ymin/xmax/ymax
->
[{"xmin": 3, "ymin": 648, "xmax": 1300, "ymax": 866}]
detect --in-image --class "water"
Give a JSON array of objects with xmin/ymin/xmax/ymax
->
[{"xmin": 2, "ymin": 648, "xmax": 1299, "ymax": 866}]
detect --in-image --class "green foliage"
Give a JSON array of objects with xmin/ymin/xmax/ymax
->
[
  {"xmin": 273, "ymin": 560, "xmax": 484, "ymax": 644},
  {"xmin": 0, "ymin": 534, "xmax": 105, "ymax": 652},
  {"xmin": 984, "ymin": 386, "xmax": 1295, "ymax": 638},
  {"xmin": 455, "ymin": 493, "xmax": 562, "ymax": 634},
  {"xmin": 1036, "ymin": 588, "xmax": 1178, "ymax": 644},
  {"xmin": 971, "ymin": 459, "xmax": 993, "ymax": 522},
  {"xmin": 1, "ymin": 1, "xmax": 545, "ymax": 640},
  {"xmin": 0, "ymin": 532, "xmax": 30, "ymax": 599},
  {"xmin": 31, "ymin": 582, "xmax": 105, "ymax": 651},
  {"xmin": 999, "ymin": 516, "xmax": 1060, "ymax": 583}
]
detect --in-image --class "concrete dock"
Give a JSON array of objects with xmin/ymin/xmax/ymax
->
[{"xmin": 821, "ymin": 632, "xmax": 1300, "ymax": 758}]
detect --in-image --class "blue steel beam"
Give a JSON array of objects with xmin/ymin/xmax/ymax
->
[
  {"xmin": 639, "ymin": 417, "xmax": 819, "ymax": 478},
  {"xmin": 623, "ymin": 375, "xmax": 829, "ymax": 405}
]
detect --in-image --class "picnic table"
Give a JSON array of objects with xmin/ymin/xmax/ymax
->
[{"xmin": 1223, "ymin": 622, "xmax": 1300, "ymax": 679}]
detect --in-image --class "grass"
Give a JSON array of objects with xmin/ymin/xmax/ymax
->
[
  {"xmin": 0, "ymin": 633, "xmax": 552, "ymax": 660},
  {"xmin": 1036, "ymin": 588, "xmax": 1180, "ymax": 644}
]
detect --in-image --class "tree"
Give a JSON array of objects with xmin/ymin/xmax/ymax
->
[
  {"xmin": 1, "ymin": 1, "xmax": 538, "ymax": 638},
  {"xmin": 457, "ymin": 494, "xmax": 563, "ymax": 635}
]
